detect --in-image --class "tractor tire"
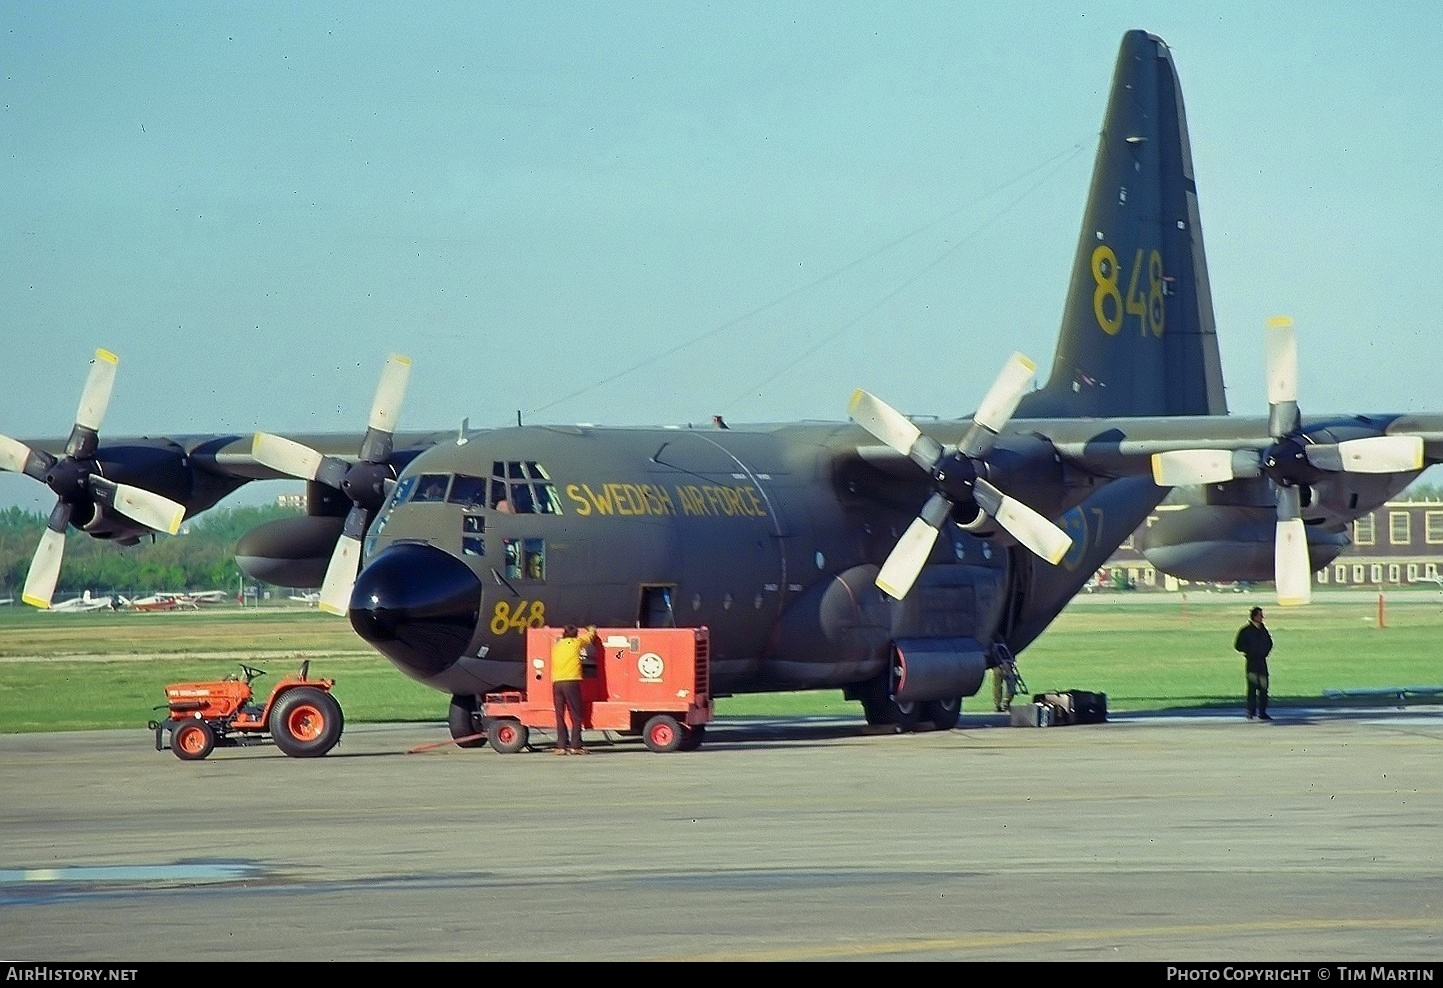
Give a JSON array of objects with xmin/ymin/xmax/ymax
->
[
  {"xmin": 487, "ymin": 718, "xmax": 528, "ymax": 754},
  {"xmin": 269, "ymin": 687, "xmax": 344, "ymax": 757},
  {"xmin": 172, "ymin": 720, "xmax": 215, "ymax": 761},
  {"xmin": 448, "ymin": 695, "xmax": 488, "ymax": 748},
  {"xmin": 678, "ymin": 724, "xmax": 706, "ymax": 751},
  {"xmin": 642, "ymin": 714, "xmax": 683, "ymax": 753}
]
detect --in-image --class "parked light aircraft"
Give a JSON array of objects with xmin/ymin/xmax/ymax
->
[
  {"xmin": 3, "ymin": 31, "xmax": 1440, "ymax": 744},
  {"xmin": 46, "ymin": 591, "xmax": 116, "ymax": 613}
]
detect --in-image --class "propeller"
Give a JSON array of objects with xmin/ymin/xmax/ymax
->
[
  {"xmin": 849, "ymin": 352, "xmax": 1072, "ymax": 600},
  {"xmin": 251, "ymin": 354, "xmax": 412, "ymax": 615},
  {"xmin": 1150, "ymin": 317, "xmax": 1424, "ymax": 605},
  {"xmin": 0, "ymin": 349, "xmax": 186, "ymax": 608}
]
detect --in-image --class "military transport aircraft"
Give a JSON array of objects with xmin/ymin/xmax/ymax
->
[{"xmin": 4, "ymin": 31, "xmax": 1441, "ymax": 745}]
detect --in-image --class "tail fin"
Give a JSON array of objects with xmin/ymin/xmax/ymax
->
[{"xmin": 1018, "ymin": 31, "xmax": 1226, "ymax": 419}]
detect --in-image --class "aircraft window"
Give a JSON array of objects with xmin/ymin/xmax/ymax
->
[
  {"xmin": 523, "ymin": 538, "xmax": 545, "ymax": 580},
  {"xmin": 449, "ymin": 475, "xmax": 488, "ymax": 508},
  {"xmin": 412, "ymin": 474, "xmax": 450, "ymax": 503},
  {"xmin": 463, "ymin": 514, "xmax": 485, "ymax": 534},
  {"xmin": 509, "ymin": 483, "xmax": 536, "ymax": 514},
  {"xmin": 500, "ymin": 538, "xmax": 545, "ymax": 579},
  {"xmin": 462, "ymin": 536, "xmax": 485, "ymax": 557},
  {"xmin": 391, "ymin": 475, "xmax": 418, "ymax": 506},
  {"xmin": 534, "ymin": 483, "xmax": 562, "ymax": 514},
  {"xmin": 484, "ymin": 461, "xmax": 561, "ymax": 513}
]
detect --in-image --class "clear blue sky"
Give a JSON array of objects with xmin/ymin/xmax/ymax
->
[{"xmin": 4, "ymin": 2, "xmax": 1442, "ymax": 511}]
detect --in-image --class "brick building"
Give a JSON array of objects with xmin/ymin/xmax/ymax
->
[{"xmin": 1099, "ymin": 499, "xmax": 1443, "ymax": 592}]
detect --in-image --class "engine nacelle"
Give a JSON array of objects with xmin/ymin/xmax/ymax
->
[
  {"xmin": 1140, "ymin": 504, "xmax": 1348, "ymax": 582},
  {"xmin": 235, "ymin": 515, "xmax": 345, "ymax": 588}
]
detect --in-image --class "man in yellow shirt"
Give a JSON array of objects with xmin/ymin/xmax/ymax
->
[{"xmin": 550, "ymin": 625, "xmax": 596, "ymax": 754}]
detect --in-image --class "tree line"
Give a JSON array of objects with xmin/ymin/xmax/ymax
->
[{"xmin": 0, "ymin": 504, "xmax": 301, "ymax": 599}]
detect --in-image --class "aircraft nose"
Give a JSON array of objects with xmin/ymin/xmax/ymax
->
[{"xmin": 349, "ymin": 542, "xmax": 481, "ymax": 679}]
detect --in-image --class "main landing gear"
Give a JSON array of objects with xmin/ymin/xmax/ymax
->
[{"xmin": 856, "ymin": 676, "xmax": 961, "ymax": 732}]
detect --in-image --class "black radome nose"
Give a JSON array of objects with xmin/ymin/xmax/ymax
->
[{"xmin": 349, "ymin": 543, "xmax": 481, "ymax": 680}]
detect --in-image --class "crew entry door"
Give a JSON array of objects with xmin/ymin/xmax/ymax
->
[{"xmin": 638, "ymin": 585, "xmax": 676, "ymax": 628}]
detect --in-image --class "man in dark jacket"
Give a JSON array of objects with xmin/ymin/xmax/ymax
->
[{"xmin": 1234, "ymin": 606, "xmax": 1273, "ymax": 721}]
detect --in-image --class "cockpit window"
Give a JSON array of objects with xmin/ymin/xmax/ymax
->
[
  {"xmin": 488, "ymin": 460, "xmax": 562, "ymax": 514},
  {"xmin": 411, "ymin": 474, "xmax": 450, "ymax": 503},
  {"xmin": 448, "ymin": 475, "xmax": 488, "ymax": 508}
]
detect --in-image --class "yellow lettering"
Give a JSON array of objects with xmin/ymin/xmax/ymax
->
[
  {"xmin": 743, "ymin": 486, "xmax": 766, "ymax": 517},
  {"xmin": 607, "ymin": 483, "xmax": 634, "ymax": 516},
  {"xmin": 566, "ymin": 484, "xmax": 591, "ymax": 517},
  {"xmin": 624, "ymin": 483, "xmax": 648, "ymax": 515},
  {"xmin": 570, "ymin": 481, "xmax": 767, "ymax": 520},
  {"xmin": 722, "ymin": 487, "xmax": 744, "ymax": 516},
  {"xmin": 677, "ymin": 485, "xmax": 703, "ymax": 515},
  {"xmin": 583, "ymin": 483, "xmax": 615, "ymax": 515}
]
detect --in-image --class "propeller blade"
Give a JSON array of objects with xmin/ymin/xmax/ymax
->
[
  {"xmin": 1274, "ymin": 516, "xmax": 1312, "ymax": 606},
  {"xmin": 101, "ymin": 480, "xmax": 185, "ymax": 535},
  {"xmin": 1275, "ymin": 483, "xmax": 1302, "ymax": 523},
  {"xmin": 317, "ymin": 534, "xmax": 363, "ymax": 616},
  {"xmin": 74, "ymin": 348, "xmax": 119, "ymax": 434},
  {"xmin": 0, "ymin": 435, "xmax": 34, "ymax": 475},
  {"xmin": 971, "ymin": 352, "xmax": 1036, "ymax": 435},
  {"xmin": 1151, "ymin": 449, "xmax": 1237, "ymax": 487},
  {"xmin": 1306, "ymin": 435, "xmax": 1424, "ymax": 474},
  {"xmin": 22, "ymin": 508, "xmax": 71, "ymax": 609},
  {"xmin": 848, "ymin": 389, "xmax": 923, "ymax": 457},
  {"xmin": 367, "ymin": 354, "xmax": 412, "ymax": 435},
  {"xmin": 876, "ymin": 514, "xmax": 943, "ymax": 601},
  {"xmin": 958, "ymin": 353, "xmax": 1037, "ymax": 460},
  {"xmin": 1265, "ymin": 317, "xmax": 1299, "ymax": 436},
  {"xmin": 973, "ymin": 478, "xmax": 1072, "ymax": 565},
  {"xmin": 252, "ymin": 433, "xmax": 328, "ymax": 482}
]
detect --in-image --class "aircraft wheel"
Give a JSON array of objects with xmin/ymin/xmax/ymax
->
[
  {"xmin": 487, "ymin": 718, "xmax": 528, "ymax": 754},
  {"xmin": 269, "ymin": 687, "xmax": 344, "ymax": 757},
  {"xmin": 860, "ymin": 683, "xmax": 924, "ymax": 729},
  {"xmin": 643, "ymin": 714, "xmax": 683, "ymax": 753},
  {"xmin": 678, "ymin": 724, "xmax": 706, "ymax": 752},
  {"xmin": 448, "ymin": 695, "xmax": 488, "ymax": 748},
  {"xmin": 924, "ymin": 696, "xmax": 962, "ymax": 731},
  {"xmin": 172, "ymin": 721, "xmax": 215, "ymax": 761}
]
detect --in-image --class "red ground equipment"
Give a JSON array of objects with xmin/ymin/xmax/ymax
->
[
  {"xmin": 481, "ymin": 627, "xmax": 712, "ymax": 753},
  {"xmin": 149, "ymin": 660, "xmax": 343, "ymax": 760}
]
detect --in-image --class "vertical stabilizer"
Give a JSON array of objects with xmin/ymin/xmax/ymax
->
[{"xmin": 1018, "ymin": 31, "xmax": 1226, "ymax": 419}]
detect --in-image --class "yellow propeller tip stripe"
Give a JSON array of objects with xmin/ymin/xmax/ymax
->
[
  {"xmin": 1266, "ymin": 316, "xmax": 1293, "ymax": 329},
  {"xmin": 95, "ymin": 348, "xmax": 119, "ymax": 364},
  {"xmin": 21, "ymin": 595, "xmax": 50, "ymax": 609}
]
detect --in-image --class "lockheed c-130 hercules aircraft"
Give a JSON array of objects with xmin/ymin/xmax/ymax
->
[{"xmin": 4, "ymin": 31, "xmax": 1441, "ymax": 746}]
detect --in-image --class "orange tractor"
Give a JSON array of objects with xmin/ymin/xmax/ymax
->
[{"xmin": 149, "ymin": 661, "xmax": 343, "ymax": 760}]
